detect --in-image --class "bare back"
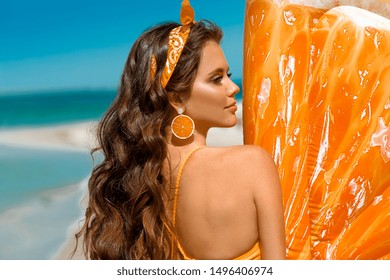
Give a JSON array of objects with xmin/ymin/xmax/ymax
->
[{"xmin": 167, "ymin": 145, "xmax": 285, "ymax": 259}]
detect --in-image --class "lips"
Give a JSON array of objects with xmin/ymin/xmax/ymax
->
[{"xmin": 225, "ymin": 100, "xmax": 237, "ymax": 109}]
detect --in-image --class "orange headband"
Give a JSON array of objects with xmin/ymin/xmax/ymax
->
[{"xmin": 150, "ymin": 0, "xmax": 195, "ymax": 88}]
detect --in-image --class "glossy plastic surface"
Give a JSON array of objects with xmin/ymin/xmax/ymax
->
[{"xmin": 243, "ymin": 0, "xmax": 390, "ymax": 259}]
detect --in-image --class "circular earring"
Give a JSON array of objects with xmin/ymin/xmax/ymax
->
[{"xmin": 171, "ymin": 108, "xmax": 195, "ymax": 140}]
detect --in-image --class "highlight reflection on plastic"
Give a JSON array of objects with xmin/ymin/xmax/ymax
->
[{"xmin": 243, "ymin": 0, "xmax": 390, "ymax": 259}]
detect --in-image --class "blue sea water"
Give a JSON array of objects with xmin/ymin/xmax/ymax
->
[
  {"xmin": 0, "ymin": 89, "xmax": 117, "ymax": 210},
  {"xmin": 0, "ymin": 88, "xmax": 116, "ymax": 259},
  {"xmin": 0, "ymin": 144, "xmax": 91, "ymax": 213},
  {"xmin": 0, "ymin": 89, "xmax": 116, "ymax": 127}
]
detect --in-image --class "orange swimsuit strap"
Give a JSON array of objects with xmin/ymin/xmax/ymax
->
[{"xmin": 171, "ymin": 146, "xmax": 205, "ymax": 259}]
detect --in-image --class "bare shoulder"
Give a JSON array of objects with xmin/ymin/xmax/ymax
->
[
  {"xmin": 231, "ymin": 145, "xmax": 273, "ymax": 161},
  {"xmin": 213, "ymin": 145, "xmax": 276, "ymax": 168},
  {"xmin": 207, "ymin": 145, "xmax": 279, "ymax": 182},
  {"xmin": 217, "ymin": 145, "xmax": 282, "ymax": 202}
]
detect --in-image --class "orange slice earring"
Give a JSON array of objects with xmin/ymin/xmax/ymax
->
[{"xmin": 171, "ymin": 108, "xmax": 195, "ymax": 140}]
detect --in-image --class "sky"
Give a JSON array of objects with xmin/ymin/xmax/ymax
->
[{"xmin": 0, "ymin": 0, "xmax": 246, "ymax": 94}]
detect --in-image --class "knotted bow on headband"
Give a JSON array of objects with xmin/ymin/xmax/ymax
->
[{"xmin": 150, "ymin": 0, "xmax": 195, "ymax": 88}]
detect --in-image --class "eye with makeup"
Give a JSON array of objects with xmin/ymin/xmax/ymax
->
[{"xmin": 211, "ymin": 72, "xmax": 232, "ymax": 85}]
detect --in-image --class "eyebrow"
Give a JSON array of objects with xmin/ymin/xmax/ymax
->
[{"xmin": 207, "ymin": 67, "xmax": 230, "ymax": 77}]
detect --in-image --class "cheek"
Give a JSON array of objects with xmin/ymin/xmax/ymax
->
[{"xmin": 188, "ymin": 85, "xmax": 225, "ymax": 115}]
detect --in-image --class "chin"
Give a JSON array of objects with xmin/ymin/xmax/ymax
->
[
  {"xmin": 208, "ymin": 116, "xmax": 238, "ymax": 129},
  {"xmin": 224, "ymin": 117, "xmax": 238, "ymax": 128}
]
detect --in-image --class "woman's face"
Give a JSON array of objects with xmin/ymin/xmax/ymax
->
[{"xmin": 184, "ymin": 41, "xmax": 240, "ymax": 133}]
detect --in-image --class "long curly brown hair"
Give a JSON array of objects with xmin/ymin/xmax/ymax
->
[{"xmin": 75, "ymin": 20, "xmax": 222, "ymax": 259}]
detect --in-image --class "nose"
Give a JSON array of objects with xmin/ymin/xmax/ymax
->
[{"xmin": 226, "ymin": 80, "xmax": 240, "ymax": 97}]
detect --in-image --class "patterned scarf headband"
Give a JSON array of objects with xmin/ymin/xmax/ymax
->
[{"xmin": 150, "ymin": 0, "xmax": 195, "ymax": 88}]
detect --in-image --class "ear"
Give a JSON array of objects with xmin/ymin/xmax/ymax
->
[{"xmin": 168, "ymin": 93, "xmax": 184, "ymax": 113}]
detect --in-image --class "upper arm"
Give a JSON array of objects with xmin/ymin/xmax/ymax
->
[{"xmin": 246, "ymin": 146, "xmax": 286, "ymax": 259}]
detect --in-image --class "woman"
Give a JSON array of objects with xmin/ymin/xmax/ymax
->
[{"xmin": 76, "ymin": 0, "xmax": 285, "ymax": 260}]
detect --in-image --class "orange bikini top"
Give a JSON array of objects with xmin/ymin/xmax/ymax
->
[{"xmin": 171, "ymin": 146, "xmax": 261, "ymax": 260}]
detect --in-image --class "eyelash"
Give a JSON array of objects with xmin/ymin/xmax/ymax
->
[{"xmin": 212, "ymin": 72, "xmax": 232, "ymax": 84}]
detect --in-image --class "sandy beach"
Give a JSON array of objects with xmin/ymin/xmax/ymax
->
[
  {"xmin": 0, "ymin": 105, "xmax": 244, "ymax": 260},
  {"xmin": 0, "ymin": 121, "xmax": 99, "ymax": 152}
]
